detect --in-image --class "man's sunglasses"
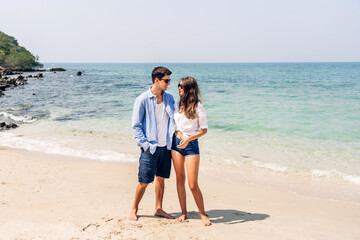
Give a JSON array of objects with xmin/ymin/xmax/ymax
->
[{"xmin": 159, "ymin": 78, "xmax": 171, "ymax": 84}]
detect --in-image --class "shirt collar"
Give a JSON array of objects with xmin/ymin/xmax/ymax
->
[{"xmin": 146, "ymin": 87, "xmax": 165, "ymax": 99}]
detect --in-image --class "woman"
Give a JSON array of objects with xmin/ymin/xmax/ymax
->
[{"xmin": 171, "ymin": 77, "xmax": 211, "ymax": 226}]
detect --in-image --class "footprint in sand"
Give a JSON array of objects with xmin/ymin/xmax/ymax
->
[
  {"xmin": 104, "ymin": 218, "xmax": 114, "ymax": 223},
  {"xmin": 82, "ymin": 223, "xmax": 100, "ymax": 231}
]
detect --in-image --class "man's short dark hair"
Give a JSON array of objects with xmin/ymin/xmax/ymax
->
[{"xmin": 152, "ymin": 66, "xmax": 172, "ymax": 83}]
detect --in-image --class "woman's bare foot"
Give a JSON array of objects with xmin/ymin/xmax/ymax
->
[
  {"xmin": 177, "ymin": 213, "xmax": 187, "ymax": 222},
  {"xmin": 200, "ymin": 214, "xmax": 211, "ymax": 226},
  {"xmin": 129, "ymin": 209, "xmax": 138, "ymax": 221},
  {"xmin": 154, "ymin": 208, "xmax": 175, "ymax": 219}
]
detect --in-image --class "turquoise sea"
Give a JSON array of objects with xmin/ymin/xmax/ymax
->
[{"xmin": 1, "ymin": 62, "xmax": 360, "ymax": 188}]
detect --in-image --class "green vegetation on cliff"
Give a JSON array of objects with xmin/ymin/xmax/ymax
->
[{"xmin": 0, "ymin": 31, "xmax": 43, "ymax": 69}]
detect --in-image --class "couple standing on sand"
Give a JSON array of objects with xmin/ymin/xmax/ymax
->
[{"xmin": 129, "ymin": 66, "xmax": 211, "ymax": 226}]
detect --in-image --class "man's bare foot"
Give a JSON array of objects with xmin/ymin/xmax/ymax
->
[
  {"xmin": 154, "ymin": 208, "xmax": 175, "ymax": 219},
  {"xmin": 129, "ymin": 209, "xmax": 138, "ymax": 221},
  {"xmin": 200, "ymin": 214, "xmax": 212, "ymax": 226},
  {"xmin": 177, "ymin": 213, "xmax": 187, "ymax": 222}
]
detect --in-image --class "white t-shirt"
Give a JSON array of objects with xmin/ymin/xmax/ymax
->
[
  {"xmin": 174, "ymin": 102, "xmax": 208, "ymax": 138},
  {"xmin": 155, "ymin": 102, "xmax": 169, "ymax": 147}
]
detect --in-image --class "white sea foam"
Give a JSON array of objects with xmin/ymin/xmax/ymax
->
[
  {"xmin": 247, "ymin": 159, "xmax": 289, "ymax": 173},
  {"xmin": 0, "ymin": 132, "xmax": 137, "ymax": 162},
  {"xmin": 218, "ymin": 154, "xmax": 360, "ymax": 185},
  {"xmin": 2, "ymin": 131, "xmax": 359, "ymax": 186},
  {"xmin": 311, "ymin": 169, "xmax": 360, "ymax": 185},
  {"xmin": 0, "ymin": 112, "xmax": 37, "ymax": 123}
]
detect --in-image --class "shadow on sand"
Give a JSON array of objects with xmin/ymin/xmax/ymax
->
[
  {"xmin": 137, "ymin": 209, "xmax": 270, "ymax": 225},
  {"xmin": 171, "ymin": 209, "xmax": 270, "ymax": 225}
]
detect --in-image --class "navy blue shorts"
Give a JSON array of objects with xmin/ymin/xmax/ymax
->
[
  {"xmin": 171, "ymin": 134, "xmax": 200, "ymax": 156},
  {"xmin": 138, "ymin": 146, "xmax": 171, "ymax": 184}
]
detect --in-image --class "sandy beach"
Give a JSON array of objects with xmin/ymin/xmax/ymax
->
[
  {"xmin": 1, "ymin": 0, "xmax": 360, "ymax": 238},
  {"xmin": 1, "ymin": 146, "xmax": 359, "ymax": 240}
]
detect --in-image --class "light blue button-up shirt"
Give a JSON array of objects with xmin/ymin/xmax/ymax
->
[{"xmin": 132, "ymin": 88, "xmax": 175, "ymax": 154}]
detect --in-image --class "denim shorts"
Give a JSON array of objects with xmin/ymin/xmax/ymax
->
[
  {"xmin": 171, "ymin": 134, "xmax": 200, "ymax": 156},
  {"xmin": 138, "ymin": 146, "xmax": 171, "ymax": 184}
]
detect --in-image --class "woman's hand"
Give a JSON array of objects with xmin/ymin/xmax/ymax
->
[{"xmin": 177, "ymin": 138, "xmax": 189, "ymax": 149}]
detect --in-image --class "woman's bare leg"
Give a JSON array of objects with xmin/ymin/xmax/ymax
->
[
  {"xmin": 185, "ymin": 154, "xmax": 211, "ymax": 226},
  {"xmin": 171, "ymin": 150, "xmax": 187, "ymax": 222}
]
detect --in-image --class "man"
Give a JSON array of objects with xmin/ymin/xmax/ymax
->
[{"xmin": 129, "ymin": 66, "xmax": 175, "ymax": 221}]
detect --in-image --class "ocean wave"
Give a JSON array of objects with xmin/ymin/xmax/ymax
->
[
  {"xmin": 246, "ymin": 159, "xmax": 289, "ymax": 173},
  {"xmin": 0, "ymin": 112, "xmax": 37, "ymax": 123},
  {"xmin": 245, "ymin": 159, "xmax": 360, "ymax": 185},
  {"xmin": 311, "ymin": 169, "xmax": 360, "ymax": 185},
  {"xmin": 0, "ymin": 132, "xmax": 138, "ymax": 162},
  {"xmin": 206, "ymin": 153, "xmax": 360, "ymax": 185}
]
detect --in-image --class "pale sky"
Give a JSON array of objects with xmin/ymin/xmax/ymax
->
[{"xmin": 1, "ymin": 0, "xmax": 359, "ymax": 63}]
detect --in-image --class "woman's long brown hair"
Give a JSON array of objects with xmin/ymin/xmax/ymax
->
[{"xmin": 179, "ymin": 77, "xmax": 201, "ymax": 119}]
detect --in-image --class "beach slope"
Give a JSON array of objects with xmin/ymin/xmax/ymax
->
[{"xmin": 0, "ymin": 147, "xmax": 359, "ymax": 240}]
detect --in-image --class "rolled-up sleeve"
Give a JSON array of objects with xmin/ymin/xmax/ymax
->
[
  {"xmin": 196, "ymin": 102, "xmax": 208, "ymax": 130},
  {"xmin": 132, "ymin": 97, "xmax": 149, "ymax": 150}
]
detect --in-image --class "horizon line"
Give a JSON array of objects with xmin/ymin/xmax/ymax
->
[{"xmin": 42, "ymin": 61, "xmax": 360, "ymax": 64}]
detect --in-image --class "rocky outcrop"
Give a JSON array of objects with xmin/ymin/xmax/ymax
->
[
  {"xmin": 49, "ymin": 67, "xmax": 66, "ymax": 72},
  {"xmin": 0, "ymin": 71, "xmax": 48, "ymax": 97},
  {"xmin": 1, "ymin": 67, "xmax": 68, "ymax": 76},
  {"xmin": 0, "ymin": 74, "xmax": 44, "ymax": 131},
  {"xmin": 0, "ymin": 68, "xmax": 14, "ymax": 76},
  {"xmin": 0, "ymin": 67, "xmax": 47, "ymax": 76},
  {"xmin": 0, "ymin": 122, "xmax": 18, "ymax": 131},
  {"xmin": 0, "ymin": 75, "xmax": 27, "ymax": 91},
  {"xmin": 33, "ymin": 73, "xmax": 43, "ymax": 78}
]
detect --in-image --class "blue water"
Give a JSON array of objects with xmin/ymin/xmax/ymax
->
[{"xmin": 1, "ymin": 62, "xmax": 360, "ymax": 182}]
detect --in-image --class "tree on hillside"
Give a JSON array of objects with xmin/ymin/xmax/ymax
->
[{"xmin": 0, "ymin": 31, "xmax": 43, "ymax": 69}]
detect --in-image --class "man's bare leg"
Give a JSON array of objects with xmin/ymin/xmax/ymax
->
[
  {"xmin": 129, "ymin": 182, "xmax": 148, "ymax": 221},
  {"xmin": 154, "ymin": 176, "xmax": 175, "ymax": 219}
]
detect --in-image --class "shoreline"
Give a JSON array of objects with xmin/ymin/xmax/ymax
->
[
  {"xmin": 1, "ymin": 146, "xmax": 360, "ymax": 239},
  {"xmin": 1, "ymin": 124, "xmax": 360, "ymax": 206}
]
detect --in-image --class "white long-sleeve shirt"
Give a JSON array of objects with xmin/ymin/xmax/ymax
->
[{"xmin": 174, "ymin": 102, "xmax": 208, "ymax": 138}]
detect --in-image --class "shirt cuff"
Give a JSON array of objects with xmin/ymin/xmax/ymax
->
[{"xmin": 142, "ymin": 142, "xmax": 150, "ymax": 151}]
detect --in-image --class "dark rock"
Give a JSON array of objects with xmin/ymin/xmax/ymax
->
[
  {"xmin": 0, "ymin": 122, "xmax": 17, "ymax": 130},
  {"xmin": 0, "ymin": 68, "xmax": 45, "ymax": 75},
  {"xmin": 34, "ymin": 73, "xmax": 43, "ymax": 78},
  {"xmin": 2, "ymin": 69, "xmax": 13, "ymax": 75},
  {"xmin": 9, "ymin": 68, "xmax": 45, "ymax": 72},
  {"xmin": 15, "ymin": 79, "xmax": 27, "ymax": 85},
  {"xmin": 17, "ymin": 75, "xmax": 25, "ymax": 80},
  {"xmin": 8, "ymin": 123, "xmax": 18, "ymax": 128},
  {"xmin": 49, "ymin": 68, "xmax": 66, "ymax": 72},
  {"xmin": 74, "ymin": 71, "xmax": 82, "ymax": 76},
  {"xmin": 0, "ymin": 75, "xmax": 29, "ymax": 96}
]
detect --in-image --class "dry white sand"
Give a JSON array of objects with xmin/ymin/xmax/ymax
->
[{"xmin": 1, "ymin": 146, "xmax": 360, "ymax": 240}]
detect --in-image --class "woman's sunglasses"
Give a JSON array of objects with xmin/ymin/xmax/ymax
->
[{"xmin": 178, "ymin": 83, "xmax": 183, "ymax": 89}]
